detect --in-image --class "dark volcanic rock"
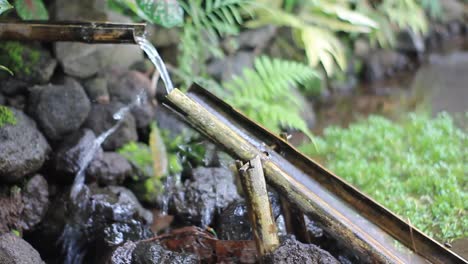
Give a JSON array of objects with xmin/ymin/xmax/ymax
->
[
  {"xmin": 170, "ymin": 167, "xmax": 240, "ymax": 226},
  {"xmin": 0, "ymin": 108, "xmax": 50, "ymax": 183},
  {"xmin": 0, "ymin": 42, "xmax": 57, "ymax": 95},
  {"xmin": 28, "ymin": 185, "xmax": 153, "ymax": 262},
  {"xmin": 217, "ymin": 200, "xmax": 252, "ymax": 240},
  {"xmin": 84, "ymin": 102, "xmax": 138, "ymax": 151},
  {"xmin": 0, "ymin": 94, "xmax": 4, "ymax": 105},
  {"xmin": 0, "ymin": 185, "xmax": 22, "ymax": 233},
  {"xmin": 217, "ymin": 191, "xmax": 283, "ymax": 241},
  {"xmin": 263, "ymin": 236, "xmax": 339, "ymax": 264},
  {"xmin": 86, "ymin": 152, "xmax": 132, "ymax": 185},
  {"xmin": 155, "ymin": 104, "xmax": 189, "ymax": 137},
  {"xmin": 0, "ymin": 233, "xmax": 45, "ymax": 264},
  {"xmin": 20, "ymin": 174, "xmax": 49, "ymax": 231},
  {"xmin": 28, "ymin": 78, "xmax": 91, "ymax": 140},
  {"xmin": 83, "ymin": 75, "xmax": 110, "ymax": 104},
  {"xmin": 108, "ymin": 71, "xmax": 155, "ymax": 129},
  {"xmin": 53, "ymin": 129, "xmax": 102, "ymax": 182},
  {"xmin": 106, "ymin": 240, "xmax": 198, "ymax": 264},
  {"xmin": 363, "ymin": 50, "xmax": 409, "ymax": 81}
]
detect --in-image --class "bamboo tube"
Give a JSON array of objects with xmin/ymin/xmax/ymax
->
[
  {"xmin": 0, "ymin": 21, "xmax": 146, "ymax": 43},
  {"xmin": 238, "ymin": 156, "xmax": 279, "ymax": 257},
  {"xmin": 163, "ymin": 89, "xmax": 394, "ymax": 263}
]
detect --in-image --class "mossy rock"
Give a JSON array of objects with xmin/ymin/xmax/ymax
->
[{"xmin": 0, "ymin": 42, "xmax": 57, "ymax": 95}]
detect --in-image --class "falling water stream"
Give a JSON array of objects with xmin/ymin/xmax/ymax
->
[{"xmin": 62, "ymin": 34, "xmax": 178, "ymax": 263}]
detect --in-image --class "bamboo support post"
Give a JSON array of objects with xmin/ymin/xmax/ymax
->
[
  {"xmin": 0, "ymin": 21, "xmax": 146, "ymax": 44},
  {"xmin": 238, "ymin": 156, "xmax": 279, "ymax": 257}
]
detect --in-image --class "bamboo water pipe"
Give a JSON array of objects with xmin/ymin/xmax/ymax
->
[{"xmin": 0, "ymin": 21, "xmax": 146, "ymax": 43}]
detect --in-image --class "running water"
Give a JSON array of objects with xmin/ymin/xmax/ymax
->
[
  {"xmin": 70, "ymin": 91, "xmax": 145, "ymax": 200},
  {"xmin": 135, "ymin": 36, "xmax": 174, "ymax": 94},
  {"xmin": 62, "ymin": 91, "xmax": 145, "ymax": 264}
]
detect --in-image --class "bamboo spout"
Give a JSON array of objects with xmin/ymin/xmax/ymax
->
[{"xmin": 0, "ymin": 21, "xmax": 146, "ymax": 44}]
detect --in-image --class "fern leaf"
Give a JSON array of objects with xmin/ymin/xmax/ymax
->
[{"xmin": 221, "ymin": 56, "xmax": 318, "ymax": 141}]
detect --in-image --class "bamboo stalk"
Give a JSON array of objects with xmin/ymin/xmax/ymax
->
[
  {"xmin": 278, "ymin": 132, "xmax": 311, "ymax": 243},
  {"xmin": 238, "ymin": 156, "xmax": 279, "ymax": 257},
  {"xmin": 163, "ymin": 89, "xmax": 393, "ymax": 262},
  {"xmin": 0, "ymin": 21, "xmax": 146, "ymax": 43}
]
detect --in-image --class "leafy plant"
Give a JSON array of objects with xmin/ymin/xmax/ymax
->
[
  {"xmin": 0, "ymin": 0, "xmax": 12, "ymax": 15},
  {"xmin": 14, "ymin": 0, "xmax": 49, "ymax": 20},
  {"xmin": 111, "ymin": 0, "xmax": 183, "ymax": 27},
  {"xmin": 249, "ymin": 0, "xmax": 378, "ymax": 76},
  {"xmin": 300, "ymin": 113, "xmax": 467, "ymax": 241},
  {"xmin": 356, "ymin": 0, "xmax": 428, "ymax": 47},
  {"xmin": 176, "ymin": 0, "xmax": 250, "ymax": 89},
  {"xmin": 220, "ymin": 56, "xmax": 319, "ymax": 139},
  {"xmin": 118, "ymin": 123, "xmax": 205, "ymax": 203}
]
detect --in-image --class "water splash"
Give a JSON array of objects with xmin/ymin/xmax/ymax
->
[
  {"xmin": 135, "ymin": 36, "xmax": 174, "ymax": 94},
  {"xmin": 70, "ymin": 91, "xmax": 145, "ymax": 200},
  {"xmin": 63, "ymin": 90, "xmax": 145, "ymax": 264}
]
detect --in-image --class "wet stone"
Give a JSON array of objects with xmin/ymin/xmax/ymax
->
[
  {"xmin": 28, "ymin": 78, "xmax": 91, "ymax": 140},
  {"xmin": 83, "ymin": 75, "xmax": 110, "ymax": 104},
  {"xmin": 84, "ymin": 102, "xmax": 138, "ymax": 151},
  {"xmin": 20, "ymin": 174, "xmax": 49, "ymax": 231},
  {"xmin": 0, "ymin": 233, "xmax": 45, "ymax": 264},
  {"xmin": 263, "ymin": 236, "xmax": 339, "ymax": 264},
  {"xmin": 108, "ymin": 71, "xmax": 155, "ymax": 129},
  {"xmin": 0, "ymin": 185, "xmax": 22, "ymax": 234},
  {"xmin": 217, "ymin": 191, "xmax": 283, "ymax": 241},
  {"xmin": 170, "ymin": 167, "xmax": 240, "ymax": 226},
  {"xmin": 131, "ymin": 241, "xmax": 198, "ymax": 264},
  {"xmin": 86, "ymin": 152, "xmax": 132, "ymax": 186},
  {"xmin": 53, "ymin": 129, "xmax": 102, "ymax": 183},
  {"xmin": 0, "ymin": 108, "xmax": 50, "ymax": 183}
]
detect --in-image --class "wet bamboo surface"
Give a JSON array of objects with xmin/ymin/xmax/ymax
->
[
  {"xmin": 164, "ymin": 87, "xmax": 466, "ymax": 264},
  {"xmin": 0, "ymin": 21, "xmax": 146, "ymax": 43},
  {"xmin": 238, "ymin": 156, "xmax": 279, "ymax": 257}
]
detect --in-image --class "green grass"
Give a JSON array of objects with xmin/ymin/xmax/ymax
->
[
  {"xmin": 0, "ymin": 105, "xmax": 16, "ymax": 128},
  {"xmin": 300, "ymin": 113, "xmax": 467, "ymax": 241}
]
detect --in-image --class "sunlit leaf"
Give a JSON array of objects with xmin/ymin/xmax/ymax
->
[
  {"xmin": 14, "ymin": 0, "xmax": 49, "ymax": 20},
  {"xmin": 149, "ymin": 123, "xmax": 168, "ymax": 178},
  {"xmin": 0, "ymin": 0, "xmax": 13, "ymax": 15},
  {"xmin": 136, "ymin": 0, "xmax": 183, "ymax": 27},
  {"xmin": 0, "ymin": 65, "xmax": 13, "ymax": 75}
]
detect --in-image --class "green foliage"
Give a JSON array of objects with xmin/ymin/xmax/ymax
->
[
  {"xmin": 0, "ymin": 105, "xmax": 17, "ymax": 128},
  {"xmin": 250, "ymin": 0, "xmax": 378, "ymax": 76},
  {"xmin": 0, "ymin": 41, "xmax": 40, "ymax": 76},
  {"xmin": 118, "ymin": 124, "xmax": 206, "ymax": 203},
  {"xmin": 221, "ymin": 56, "xmax": 319, "ymax": 138},
  {"xmin": 0, "ymin": 0, "xmax": 13, "ymax": 15},
  {"xmin": 14, "ymin": 0, "xmax": 49, "ymax": 20},
  {"xmin": 300, "ymin": 113, "xmax": 467, "ymax": 241},
  {"xmin": 419, "ymin": 0, "xmax": 443, "ymax": 19},
  {"xmin": 356, "ymin": 0, "xmax": 428, "ymax": 47},
  {"xmin": 176, "ymin": 0, "xmax": 249, "ymax": 89},
  {"xmin": 137, "ymin": 0, "xmax": 183, "ymax": 27}
]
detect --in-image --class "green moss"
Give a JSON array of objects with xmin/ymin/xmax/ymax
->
[
  {"xmin": 300, "ymin": 113, "xmax": 467, "ymax": 241},
  {"xmin": 0, "ymin": 41, "xmax": 40, "ymax": 76},
  {"xmin": 0, "ymin": 106, "xmax": 16, "ymax": 128}
]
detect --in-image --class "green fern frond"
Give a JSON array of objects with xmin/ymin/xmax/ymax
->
[
  {"xmin": 177, "ymin": 0, "xmax": 250, "ymax": 89},
  {"xmin": 222, "ymin": 56, "xmax": 318, "ymax": 142}
]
